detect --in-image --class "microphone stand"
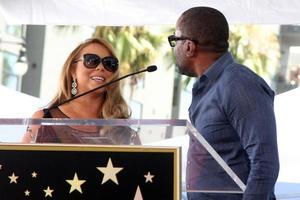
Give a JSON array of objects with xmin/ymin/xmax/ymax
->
[{"xmin": 51, "ymin": 65, "xmax": 157, "ymax": 109}]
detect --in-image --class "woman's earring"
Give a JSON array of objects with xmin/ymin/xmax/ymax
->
[{"xmin": 71, "ymin": 79, "xmax": 77, "ymax": 96}]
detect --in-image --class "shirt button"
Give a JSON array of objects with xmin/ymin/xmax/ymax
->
[{"xmin": 187, "ymin": 160, "xmax": 191, "ymax": 165}]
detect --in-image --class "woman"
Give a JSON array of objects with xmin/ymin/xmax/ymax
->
[{"xmin": 22, "ymin": 38, "xmax": 137, "ymax": 144}]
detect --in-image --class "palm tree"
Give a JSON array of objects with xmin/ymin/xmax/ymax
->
[
  {"xmin": 229, "ymin": 25, "xmax": 280, "ymax": 78},
  {"xmin": 93, "ymin": 26, "xmax": 164, "ymax": 97}
]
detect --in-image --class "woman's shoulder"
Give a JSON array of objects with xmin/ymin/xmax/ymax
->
[{"xmin": 32, "ymin": 109, "xmax": 47, "ymax": 118}]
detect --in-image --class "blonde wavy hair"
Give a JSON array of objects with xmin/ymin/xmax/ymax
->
[{"xmin": 49, "ymin": 38, "xmax": 130, "ymax": 119}]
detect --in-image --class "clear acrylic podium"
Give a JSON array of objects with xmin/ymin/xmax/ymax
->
[{"xmin": 0, "ymin": 118, "xmax": 245, "ymax": 199}]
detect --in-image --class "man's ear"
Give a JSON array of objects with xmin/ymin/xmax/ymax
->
[{"xmin": 183, "ymin": 40, "xmax": 196, "ymax": 57}]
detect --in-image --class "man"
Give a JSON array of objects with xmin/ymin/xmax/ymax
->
[{"xmin": 168, "ymin": 7, "xmax": 279, "ymax": 200}]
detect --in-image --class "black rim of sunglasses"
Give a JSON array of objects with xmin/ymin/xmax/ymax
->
[
  {"xmin": 168, "ymin": 34, "xmax": 228, "ymax": 52},
  {"xmin": 74, "ymin": 54, "xmax": 119, "ymax": 72},
  {"xmin": 168, "ymin": 35, "xmax": 199, "ymax": 47}
]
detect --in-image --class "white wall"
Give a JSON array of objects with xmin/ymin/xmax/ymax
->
[
  {"xmin": 39, "ymin": 26, "xmax": 95, "ymax": 101},
  {"xmin": 133, "ymin": 63, "xmax": 175, "ymax": 119},
  {"xmin": 275, "ymin": 87, "xmax": 300, "ymax": 183},
  {"xmin": 0, "ymin": 85, "xmax": 44, "ymax": 117}
]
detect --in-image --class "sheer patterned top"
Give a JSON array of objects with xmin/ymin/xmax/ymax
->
[{"xmin": 35, "ymin": 107, "xmax": 139, "ymax": 145}]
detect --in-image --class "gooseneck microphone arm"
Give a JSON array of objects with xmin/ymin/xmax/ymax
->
[{"xmin": 51, "ymin": 65, "xmax": 157, "ymax": 109}]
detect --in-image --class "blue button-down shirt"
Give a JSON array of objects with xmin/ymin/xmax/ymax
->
[{"xmin": 187, "ymin": 52, "xmax": 279, "ymax": 200}]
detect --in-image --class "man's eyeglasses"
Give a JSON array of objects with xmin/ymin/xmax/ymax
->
[
  {"xmin": 168, "ymin": 34, "xmax": 198, "ymax": 47},
  {"xmin": 74, "ymin": 54, "xmax": 119, "ymax": 72}
]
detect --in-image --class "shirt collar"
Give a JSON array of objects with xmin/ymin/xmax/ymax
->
[
  {"xmin": 204, "ymin": 51, "xmax": 234, "ymax": 82},
  {"xmin": 193, "ymin": 52, "xmax": 234, "ymax": 91}
]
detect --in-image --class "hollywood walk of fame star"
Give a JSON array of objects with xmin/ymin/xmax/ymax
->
[
  {"xmin": 97, "ymin": 158, "xmax": 123, "ymax": 185},
  {"xmin": 144, "ymin": 171, "xmax": 154, "ymax": 183},
  {"xmin": 8, "ymin": 172, "xmax": 19, "ymax": 184},
  {"xmin": 44, "ymin": 186, "xmax": 54, "ymax": 197},
  {"xmin": 66, "ymin": 173, "xmax": 86, "ymax": 194},
  {"xmin": 134, "ymin": 185, "xmax": 144, "ymax": 200},
  {"xmin": 32, "ymin": 171, "xmax": 38, "ymax": 178},
  {"xmin": 24, "ymin": 190, "xmax": 30, "ymax": 196}
]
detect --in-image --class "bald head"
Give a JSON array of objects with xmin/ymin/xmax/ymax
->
[{"xmin": 177, "ymin": 7, "xmax": 229, "ymax": 53}]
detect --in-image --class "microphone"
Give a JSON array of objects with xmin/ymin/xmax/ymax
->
[
  {"xmin": 51, "ymin": 65, "xmax": 157, "ymax": 108},
  {"xmin": 146, "ymin": 65, "xmax": 157, "ymax": 72}
]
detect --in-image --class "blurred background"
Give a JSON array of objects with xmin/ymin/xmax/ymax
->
[
  {"xmin": 1, "ymin": 3, "xmax": 300, "ymax": 199},
  {"xmin": 0, "ymin": 21, "xmax": 299, "ymax": 119}
]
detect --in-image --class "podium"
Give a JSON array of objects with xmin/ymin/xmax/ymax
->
[{"xmin": 0, "ymin": 119, "xmax": 245, "ymax": 199}]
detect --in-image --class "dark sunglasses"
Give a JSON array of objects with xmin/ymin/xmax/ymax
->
[
  {"xmin": 168, "ymin": 34, "xmax": 198, "ymax": 47},
  {"xmin": 168, "ymin": 34, "xmax": 228, "ymax": 52},
  {"xmin": 74, "ymin": 54, "xmax": 119, "ymax": 72}
]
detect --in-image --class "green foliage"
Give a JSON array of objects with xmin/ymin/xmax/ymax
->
[
  {"xmin": 93, "ymin": 26, "xmax": 163, "ymax": 77},
  {"xmin": 93, "ymin": 25, "xmax": 280, "ymax": 90},
  {"xmin": 164, "ymin": 25, "xmax": 280, "ymax": 88},
  {"xmin": 93, "ymin": 26, "xmax": 165, "ymax": 97},
  {"xmin": 229, "ymin": 25, "xmax": 280, "ymax": 79}
]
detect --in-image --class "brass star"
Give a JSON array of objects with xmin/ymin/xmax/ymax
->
[
  {"xmin": 24, "ymin": 189, "xmax": 30, "ymax": 196},
  {"xmin": 43, "ymin": 186, "xmax": 54, "ymax": 197},
  {"xmin": 8, "ymin": 172, "xmax": 19, "ymax": 184},
  {"xmin": 32, "ymin": 171, "xmax": 38, "ymax": 178},
  {"xmin": 134, "ymin": 185, "xmax": 144, "ymax": 200},
  {"xmin": 66, "ymin": 173, "xmax": 86, "ymax": 194},
  {"xmin": 144, "ymin": 171, "xmax": 154, "ymax": 183},
  {"xmin": 97, "ymin": 158, "xmax": 123, "ymax": 185}
]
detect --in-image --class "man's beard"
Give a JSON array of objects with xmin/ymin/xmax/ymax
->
[{"xmin": 176, "ymin": 63, "xmax": 196, "ymax": 77}]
